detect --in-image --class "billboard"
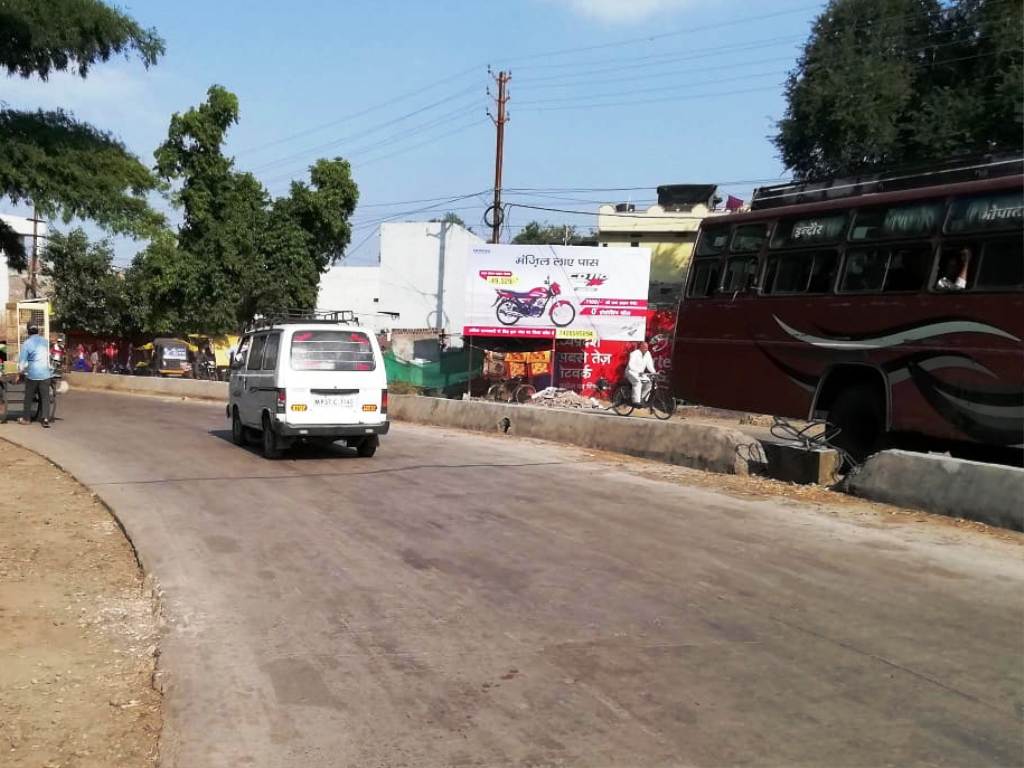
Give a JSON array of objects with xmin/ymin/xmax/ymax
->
[{"xmin": 463, "ymin": 244, "xmax": 651, "ymax": 341}]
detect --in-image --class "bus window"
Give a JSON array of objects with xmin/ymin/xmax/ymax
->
[
  {"xmin": 731, "ymin": 224, "xmax": 768, "ymax": 253},
  {"xmin": 808, "ymin": 250, "xmax": 839, "ymax": 292},
  {"xmin": 695, "ymin": 226, "xmax": 730, "ymax": 257},
  {"xmin": 840, "ymin": 249, "xmax": 887, "ymax": 292},
  {"xmin": 722, "ymin": 256, "xmax": 759, "ymax": 293},
  {"xmin": 687, "ymin": 258, "xmax": 721, "ymax": 298},
  {"xmin": 771, "ymin": 213, "xmax": 847, "ymax": 248},
  {"xmin": 850, "ymin": 202, "xmax": 944, "ymax": 240},
  {"xmin": 974, "ymin": 238, "xmax": 1024, "ymax": 291},
  {"xmin": 935, "ymin": 244, "xmax": 977, "ymax": 291},
  {"xmin": 842, "ymin": 245, "xmax": 932, "ymax": 293},
  {"xmin": 882, "ymin": 244, "xmax": 932, "ymax": 292},
  {"xmin": 946, "ymin": 191, "xmax": 1024, "ymax": 234},
  {"xmin": 764, "ymin": 250, "xmax": 838, "ymax": 294}
]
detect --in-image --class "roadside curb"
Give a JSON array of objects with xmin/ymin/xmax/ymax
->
[
  {"xmin": 65, "ymin": 371, "xmax": 227, "ymax": 402},
  {"xmin": 390, "ymin": 395, "xmax": 763, "ymax": 475},
  {"xmin": 848, "ymin": 450, "xmax": 1024, "ymax": 531}
]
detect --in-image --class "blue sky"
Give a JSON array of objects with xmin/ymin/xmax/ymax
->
[{"xmin": 4, "ymin": 0, "xmax": 827, "ymax": 264}]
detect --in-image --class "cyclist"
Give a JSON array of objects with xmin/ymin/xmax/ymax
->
[{"xmin": 626, "ymin": 340, "xmax": 657, "ymax": 407}]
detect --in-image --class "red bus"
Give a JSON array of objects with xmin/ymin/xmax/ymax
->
[{"xmin": 672, "ymin": 160, "xmax": 1023, "ymax": 458}]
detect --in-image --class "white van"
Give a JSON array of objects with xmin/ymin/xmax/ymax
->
[{"xmin": 227, "ymin": 313, "xmax": 389, "ymax": 459}]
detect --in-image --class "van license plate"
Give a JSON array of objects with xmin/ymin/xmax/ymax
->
[{"xmin": 313, "ymin": 395, "xmax": 354, "ymax": 408}]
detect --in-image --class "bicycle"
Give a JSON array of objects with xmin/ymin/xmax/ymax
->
[
  {"xmin": 610, "ymin": 371, "xmax": 675, "ymax": 420},
  {"xmin": 486, "ymin": 375, "xmax": 537, "ymax": 404}
]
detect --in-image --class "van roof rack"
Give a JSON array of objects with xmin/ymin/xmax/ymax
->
[
  {"xmin": 243, "ymin": 309, "xmax": 356, "ymax": 334},
  {"xmin": 751, "ymin": 155, "xmax": 1023, "ymax": 211}
]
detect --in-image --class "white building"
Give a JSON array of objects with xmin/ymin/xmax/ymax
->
[
  {"xmin": 1, "ymin": 212, "xmax": 48, "ymax": 306},
  {"xmin": 318, "ymin": 221, "xmax": 484, "ymax": 339}
]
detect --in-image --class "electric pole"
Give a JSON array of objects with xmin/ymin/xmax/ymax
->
[
  {"xmin": 29, "ymin": 206, "xmax": 41, "ymax": 299},
  {"xmin": 487, "ymin": 70, "xmax": 510, "ymax": 245}
]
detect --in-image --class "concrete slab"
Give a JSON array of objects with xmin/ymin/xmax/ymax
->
[
  {"xmin": 760, "ymin": 439, "xmax": 842, "ymax": 486},
  {"xmin": 849, "ymin": 450, "xmax": 1024, "ymax": 531}
]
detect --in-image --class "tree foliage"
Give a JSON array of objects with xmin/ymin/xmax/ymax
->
[
  {"xmin": 511, "ymin": 221, "xmax": 593, "ymax": 245},
  {"xmin": 0, "ymin": 0, "xmax": 165, "ymax": 267},
  {"xmin": 44, "ymin": 229, "xmax": 129, "ymax": 336},
  {"xmin": 775, "ymin": 0, "xmax": 1023, "ymax": 179},
  {"xmin": 130, "ymin": 86, "xmax": 359, "ymax": 335}
]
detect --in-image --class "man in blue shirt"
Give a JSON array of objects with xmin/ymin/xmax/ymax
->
[{"xmin": 18, "ymin": 324, "xmax": 52, "ymax": 428}]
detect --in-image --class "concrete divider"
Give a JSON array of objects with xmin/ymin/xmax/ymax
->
[
  {"xmin": 848, "ymin": 450, "xmax": 1024, "ymax": 531},
  {"xmin": 389, "ymin": 395, "xmax": 763, "ymax": 475},
  {"xmin": 65, "ymin": 371, "xmax": 228, "ymax": 401}
]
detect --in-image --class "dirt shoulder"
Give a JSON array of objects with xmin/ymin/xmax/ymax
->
[{"xmin": 0, "ymin": 438, "xmax": 161, "ymax": 767}]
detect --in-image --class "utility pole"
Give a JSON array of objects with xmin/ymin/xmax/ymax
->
[
  {"xmin": 29, "ymin": 207, "xmax": 41, "ymax": 300},
  {"xmin": 487, "ymin": 70, "xmax": 510, "ymax": 245}
]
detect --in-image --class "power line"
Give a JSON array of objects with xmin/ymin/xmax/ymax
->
[
  {"xmin": 496, "ymin": 4, "xmax": 821, "ymax": 66},
  {"xmin": 261, "ymin": 113, "xmax": 486, "ymax": 188},
  {"xmin": 249, "ymin": 85, "xmax": 481, "ymax": 173},
  {"xmin": 234, "ymin": 64, "xmax": 483, "ymax": 156}
]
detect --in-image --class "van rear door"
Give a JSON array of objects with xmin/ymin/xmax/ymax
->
[{"xmin": 284, "ymin": 329, "xmax": 384, "ymax": 425}]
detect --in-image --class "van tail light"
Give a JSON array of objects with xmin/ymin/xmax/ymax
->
[
  {"xmin": 276, "ymin": 389, "xmax": 286, "ymax": 413},
  {"xmin": 381, "ymin": 388, "xmax": 388, "ymax": 415}
]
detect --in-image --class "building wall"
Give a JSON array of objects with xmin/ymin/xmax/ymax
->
[
  {"xmin": 378, "ymin": 221, "xmax": 482, "ymax": 335},
  {"xmin": 317, "ymin": 264, "xmax": 383, "ymax": 331},
  {"xmin": 596, "ymin": 203, "xmax": 713, "ymax": 293},
  {"xmin": 1, "ymin": 213, "xmax": 48, "ymax": 306}
]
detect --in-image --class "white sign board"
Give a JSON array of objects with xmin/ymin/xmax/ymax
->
[{"xmin": 463, "ymin": 244, "xmax": 651, "ymax": 341}]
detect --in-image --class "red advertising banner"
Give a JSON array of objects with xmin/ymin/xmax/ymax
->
[{"xmin": 555, "ymin": 306, "xmax": 677, "ymax": 396}]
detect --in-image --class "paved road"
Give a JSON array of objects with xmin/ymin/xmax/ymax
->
[{"xmin": 2, "ymin": 391, "xmax": 1022, "ymax": 768}]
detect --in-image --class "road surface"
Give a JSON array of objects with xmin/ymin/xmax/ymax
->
[{"xmin": 2, "ymin": 390, "xmax": 1022, "ymax": 768}]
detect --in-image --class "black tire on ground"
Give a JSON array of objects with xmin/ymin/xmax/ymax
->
[
  {"xmin": 829, "ymin": 384, "xmax": 885, "ymax": 462},
  {"xmin": 231, "ymin": 408, "xmax": 246, "ymax": 446},
  {"xmin": 356, "ymin": 434, "xmax": 379, "ymax": 458},
  {"xmin": 261, "ymin": 414, "xmax": 283, "ymax": 459},
  {"xmin": 611, "ymin": 384, "xmax": 634, "ymax": 416},
  {"xmin": 487, "ymin": 383, "xmax": 504, "ymax": 402},
  {"xmin": 650, "ymin": 389, "xmax": 675, "ymax": 420}
]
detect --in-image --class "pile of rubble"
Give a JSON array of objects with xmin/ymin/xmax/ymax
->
[{"xmin": 530, "ymin": 387, "xmax": 605, "ymax": 410}]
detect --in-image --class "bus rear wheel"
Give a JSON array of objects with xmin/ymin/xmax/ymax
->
[{"xmin": 829, "ymin": 385, "xmax": 884, "ymax": 463}]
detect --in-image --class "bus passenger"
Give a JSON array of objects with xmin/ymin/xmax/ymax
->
[{"xmin": 936, "ymin": 247, "xmax": 972, "ymax": 291}]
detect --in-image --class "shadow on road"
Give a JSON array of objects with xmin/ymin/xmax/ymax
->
[{"xmin": 208, "ymin": 429, "xmax": 359, "ymax": 460}]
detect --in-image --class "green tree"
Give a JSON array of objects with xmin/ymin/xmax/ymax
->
[
  {"xmin": 775, "ymin": 0, "xmax": 1023, "ymax": 179},
  {"xmin": 0, "ymin": 0, "xmax": 166, "ymax": 269},
  {"xmin": 44, "ymin": 229, "xmax": 129, "ymax": 335},
  {"xmin": 430, "ymin": 211, "xmax": 470, "ymax": 231},
  {"xmin": 512, "ymin": 221, "xmax": 593, "ymax": 245},
  {"xmin": 131, "ymin": 86, "xmax": 359, "ymax": 334}
]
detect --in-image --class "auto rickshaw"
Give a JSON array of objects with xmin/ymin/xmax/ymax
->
[
  {"xmin": 186, "ymin": 333, "xmax": 237, "ymax": 380},
  {"xmin": 134, "ymin": 338, "xmax": 192, "ymax": 377}
]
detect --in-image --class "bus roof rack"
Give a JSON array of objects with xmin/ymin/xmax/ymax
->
[
  {"xmin": 243, "ymin": 309, "xmax": 356, "ymax": 334},
  {"xmin": 751, "ymin": 155, "xmax": 1023, "ymax": 211}
]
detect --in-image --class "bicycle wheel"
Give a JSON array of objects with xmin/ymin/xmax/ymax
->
[
  {"xmin": 650, "ymin": 389, "xmax": 675, "ymax": 420},
  {"xmin": 513, "ymin": 383, "xmax": 536, "ymax": 404},
  {"xmin": 486, "ymin": 383, "xmax": 504, "ymax": 402},
  {"xmin": 610, "ymin": 384, "xmax": 634, "ymax": 416}
]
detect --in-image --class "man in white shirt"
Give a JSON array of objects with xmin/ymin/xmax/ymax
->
[{"xmin": 626, "ymin": 341, "xmax": 657, "ymax": 406}]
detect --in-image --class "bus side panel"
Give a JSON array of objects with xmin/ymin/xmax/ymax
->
[{"xmin": 674, "ymin": 296, "xmax": 813, "ymax": 418}]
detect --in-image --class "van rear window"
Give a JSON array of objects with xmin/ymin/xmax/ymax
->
[{"xmin": 290, "ymin": 331, "xmax": 376, "ymax": 372}]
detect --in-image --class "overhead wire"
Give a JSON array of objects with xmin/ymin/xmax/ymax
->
[{"xmin": 234, "ymin": 63, "xmax": 483, "ymax": 156}]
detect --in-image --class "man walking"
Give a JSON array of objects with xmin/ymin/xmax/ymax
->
[
  {"xmin": 18, "ymin": 324, "xmax": 52, "ymax": 428},
  {"xmin": 626, "ymin": 340, "xmax": 657, "ymax": 407}
]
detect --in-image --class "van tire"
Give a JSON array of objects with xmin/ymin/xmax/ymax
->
[
  {"xmin": 231, "ymin": 408, "xmax": 246, "ymax": 446},
  {"xmin": 355, "ymin": 435, "xmax": 379, "ymax": 458},
  {"xmin": 261, "ymin": 414, "xmax": 283, "ymax": 459}
]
